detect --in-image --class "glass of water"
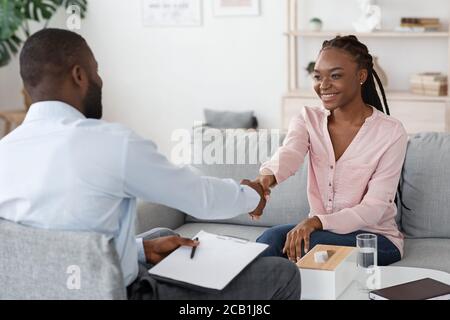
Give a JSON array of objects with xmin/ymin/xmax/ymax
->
[{"xmin": 356, "ymin": 233, "xmax": 378, "ymax": 292}]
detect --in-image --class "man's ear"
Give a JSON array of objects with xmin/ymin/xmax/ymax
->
[{"xmin": 70, "ymin": 65, "xmax": 88, "ymax": 91}]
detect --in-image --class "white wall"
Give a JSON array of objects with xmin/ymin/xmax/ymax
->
[
  {"xmin": 1, "ymin": 0, "xmax": 448, "ymax": 156},
  {"xmin": 77, "ymin": 0, "xmax": 286, "ymax": 157},
  {"xmin": 0, "ymin": 55, "xmax": 22, "ymax": 109}
]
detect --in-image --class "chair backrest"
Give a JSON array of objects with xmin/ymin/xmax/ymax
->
[{"xmin": 0, "ymin": 219, "xmax": 126, "ymax": 300}]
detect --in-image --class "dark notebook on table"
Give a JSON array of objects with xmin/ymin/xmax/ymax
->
[{"xmin": 369, "ymin": 278, "xmax": 450, "ymax": 300}]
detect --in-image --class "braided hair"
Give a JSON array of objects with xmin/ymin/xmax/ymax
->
[
  {"xmin": 321, "ymin": 35, "xmax": 390, "ymax": 115},
  {"xmin": 320, "ymin": 35, "xmax": 409, "ymax": 210}
]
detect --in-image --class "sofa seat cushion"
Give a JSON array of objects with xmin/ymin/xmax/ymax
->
[
  {"xmin": 401, "ymin": 133, "xmax": 450, "ymax": 238},
  {"xmin": 391, "ymin": 238, "xmax": 450, "ymax": 273},
  {"xmin": 175, "ymin": 222, "xmax": 268, "ymax": 242}
]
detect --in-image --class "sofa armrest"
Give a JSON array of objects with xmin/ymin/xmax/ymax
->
[{"xmin": 135, "ymin": 200, "xmax": 186, "ymax": 235}]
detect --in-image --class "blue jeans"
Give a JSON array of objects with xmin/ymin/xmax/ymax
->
[{"xmin": 256, "ymin": 224, "xmax": 401, "ymax": 266}]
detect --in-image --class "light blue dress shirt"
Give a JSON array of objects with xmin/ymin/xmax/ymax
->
[{"xmin": 0, "ymin": 101, "xmax": 260, "ymax": 286}]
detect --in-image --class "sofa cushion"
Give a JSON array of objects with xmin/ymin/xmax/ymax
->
[
  {"xmin": 188, "ymin": 129, "xmax": 310, "ymax": 227},
  {"xmin": 391, "ymin": 238, "xmax": 450, "ymax": 273},
  {"xmin": 0, "ymin": 219, "xmax": 126, "ymax": 300},
  {"xmin": 175, "ymin": 222, "xmax": 268, "ymax": 242},
  {"xmin": 204, "ymin": 109, "xmax": 256, "ymax": 129},
  {"xmin": 135, "ymin": 200, "xmax": 186, "ymax": 235},
  {"xmin": 400, "ymin": 133, "xmax": 450, "ymax": 238}
]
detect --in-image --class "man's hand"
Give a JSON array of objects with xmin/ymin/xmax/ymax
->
[
  {"xmin": 283, "ymin": 216, "xmax": 323, "ymax": 262},
  {"xmin": 240, "ymin": 179, "xmax": 267, "ymax": 220},
  {"xmin": 143, "ymin": 236, "xmax": 199, "ymax": 265}
]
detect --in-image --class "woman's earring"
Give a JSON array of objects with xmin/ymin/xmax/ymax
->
[{"xmin": 360, "ymin": 82, "xmax": 364, "ymax": 85}]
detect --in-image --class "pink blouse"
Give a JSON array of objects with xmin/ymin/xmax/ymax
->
[{"xmin": 260, "ymin": 106, "xmax": 408, "ymax": 256}]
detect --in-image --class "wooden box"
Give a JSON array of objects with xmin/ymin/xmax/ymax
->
[{"xmin": 296, "ymin": 245, "xmax": 357, "ymax": 300}]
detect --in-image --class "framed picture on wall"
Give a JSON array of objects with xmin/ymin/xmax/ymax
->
[
  {"xmin": 213, "ymin": 0, "xmax": 260, "ymax": 17},
  {"xmin": 142, "ymin": 0, "xmax": 202, "ymax": 27}
]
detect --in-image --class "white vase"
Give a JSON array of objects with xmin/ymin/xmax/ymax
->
[
  {"xmin": 353, "ymin": 0, "xmax": 381, "ymax": 33},
  {"xmin": 309, "ymin": 20, "xmax": 322, "ymax": 32},
  {"xmin": 372, "ymin": 56, "xmax": 388, "ymax": 88}
]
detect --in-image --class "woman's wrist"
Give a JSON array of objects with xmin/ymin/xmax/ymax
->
[{"xmin": 310, "ymin": 216, "xmax": 323, "ymax": 230}]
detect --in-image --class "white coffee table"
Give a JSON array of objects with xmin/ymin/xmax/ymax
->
[{"xmin": 339, "ymin": 266, "xmax": 450, "ymax": 300}]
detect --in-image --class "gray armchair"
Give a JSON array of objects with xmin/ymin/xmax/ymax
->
[{"xmin": 0, "ymin": 218, "xmax": 126, "ymax": 300}]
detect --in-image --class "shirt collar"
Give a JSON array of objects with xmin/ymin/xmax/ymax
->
[
  {"xmin": 320, "ymin": 105, "xmax": 379, "ymax": 123},
  {"xmin": 23, "ymin": 101, "xmax": 86, "ymax": 123}
]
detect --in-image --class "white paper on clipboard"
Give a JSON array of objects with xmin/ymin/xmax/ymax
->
[{"xmin": 148, "ymin": 230, "xmax": 268, "ymax": 291}]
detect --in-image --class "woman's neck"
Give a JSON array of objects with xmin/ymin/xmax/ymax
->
[{"xmin": 329, "ymin": 98, "xmax": 373, "ymax": 126}]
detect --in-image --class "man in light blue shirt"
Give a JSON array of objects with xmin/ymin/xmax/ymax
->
[{"xmin": 0, "ymin": 29, "xmax": 300, "ymax": 300}]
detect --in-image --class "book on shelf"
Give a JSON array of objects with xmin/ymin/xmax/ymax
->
[
  {"xmin": 410, "ymin": 72, "xmax": 447, "ymax": 82},
  {"xmin": 395, "ymin": 26, "xmax": 440, "ymax": 32},
  {"xmin": 410, "ymin": 73, "xmax": 448, "ymax": 96},
  {"xmin": 369, "ymin": 278, "xmax": 450, "ymax": 300},
  {"xmin": 401, "ymin": 17, "xmax": 440, "ymax": 25},
  {"xmin": 399, "ymin": 17, "xmax": 441, "ymax": 32}
]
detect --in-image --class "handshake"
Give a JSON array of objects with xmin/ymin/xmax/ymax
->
[{"xmin": 240, "ymin": 173, "xmax": 277, "ymax": 220}]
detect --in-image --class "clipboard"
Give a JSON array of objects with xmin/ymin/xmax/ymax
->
[{"xmin": 148, "ymin": 230, "xmax": 268, "ymax": 292}]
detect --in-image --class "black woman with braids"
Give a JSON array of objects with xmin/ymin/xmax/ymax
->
[{"xmin": 253, "ymin": 35, "xmax": 408, "ymax": 265}]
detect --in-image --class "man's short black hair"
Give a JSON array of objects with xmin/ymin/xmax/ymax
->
[{"xmin": 20, "ymin": 28, "xmax": 90, "ymax": 89}]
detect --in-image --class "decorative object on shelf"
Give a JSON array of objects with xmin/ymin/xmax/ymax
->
[
  {"xmin": 213, "ymin": 0, "xmax": 260, "ymax": 17},
  {"xmin": 395, "ymin": 17, "xmax": 441, "ymax": 33},
  {"xmin": 372, "ymin": 56, "xmax": 388, "ymax": 88},
  {"xmin": 352, "ymin": 0, "xmax": 381, "ymax": 33},
  {"xmin": 410, "ymin": 72, "xmax": 448, "ymax": 96},
  {"xmin": 142, "ymin": 0, "xmax": 202, "ymax": 27},
  {"xmin": 308, "ymin": 17, "xmax": 323, "ymax": 31},
  {"xmin": 305, "ymin": 61, "xmax": 315, "ymax": 75}
]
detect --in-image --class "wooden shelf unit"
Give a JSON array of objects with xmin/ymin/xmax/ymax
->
[{"xmin": 283, "ymin": 0, "xmax": 450, "ymax": 134}]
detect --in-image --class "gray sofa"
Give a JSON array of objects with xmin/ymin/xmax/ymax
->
[{"xmin": 136, "ymin": 131, "xmax": 450, "ymax": 273}]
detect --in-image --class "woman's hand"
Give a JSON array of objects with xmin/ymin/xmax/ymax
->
[
  {"xmin": 283, "ymin": 217, "xmax": 323, "ymax": 262},
  {"xmin": 254, "ymin": 174, "xmax": 277, "ymax": 201},
  {"xmin": 143, "ymin": 236, "xmax": 199, "ymax": 265}
]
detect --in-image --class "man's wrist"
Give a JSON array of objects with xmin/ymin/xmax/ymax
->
[
  {"xmin": 142, "ymin": 239, "xmax": 155, "ymax": 264},
  {"xmin": 241, "ymin": 184, "xmax": 261, "ymax": 212}
]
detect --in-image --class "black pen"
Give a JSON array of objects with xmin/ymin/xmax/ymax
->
[{"xmin": 190, "ymin": 237, "xmax": 199, "ymax": 259}]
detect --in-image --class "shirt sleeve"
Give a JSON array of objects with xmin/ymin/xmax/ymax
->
[
  {"xmin": 136, "ymin": 238, "xmax": 146, "ymax": 263},
  {"xmin": 259, "ymin": 111, "xmax": 310, "ymax": 184},
  {"xmin": 315, "ymin": 125, "xmax": 408, "ymax": 233},
  {"xmin": 122, "ymin": 132, "xmax": 260, "ymax": 220}
]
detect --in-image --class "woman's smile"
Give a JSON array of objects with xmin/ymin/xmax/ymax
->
[{"xmin": 320, "ymin": 92, "xmax": 339, "ymax": 100}]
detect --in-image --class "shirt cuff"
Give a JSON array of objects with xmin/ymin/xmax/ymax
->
[
  {"xmin": 136, "ymin": 237, "xmax": 147, "ymax": 263},
  {"xmin": 315, "ymin": 215, "xmax": 329, "ymax": 231},
  {"xmin": 241, "ymin": 185, "xmax": 261, "ymax": 212},
  {"xmin": 260, "ymin": 163, "xmax": 285, "ymax": 185},
  {"xmin": 259, "ymin": 167, "xmax": 274, "ymax": 176}
]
